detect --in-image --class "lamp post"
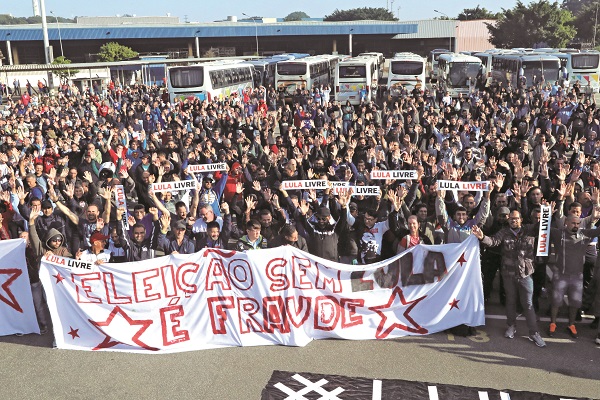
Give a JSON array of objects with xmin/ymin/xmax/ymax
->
[
  {"xmin": 242, "ymin": 13, "xmax": 259, "ymax": 56},
  {"xmin": 50, "ymin": 11, "xmax": 64, "ymax": 58},
  {"xmin": 433, "ymin": 9, "xmax": 452, "ymax": 51}
]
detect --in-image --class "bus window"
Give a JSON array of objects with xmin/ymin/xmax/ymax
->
[{"xmin": 170, "ymin": 67, "xmax": 203, "ymax": 88}]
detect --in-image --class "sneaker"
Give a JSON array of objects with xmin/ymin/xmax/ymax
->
[
  {"xmin": 504, "ymin": 325, "xmax": 517, "ymax": 339},
  {"xmin": 14, "ymin": 333, "xmax": 24, "ymax": 337},
  {"xmin": 529, "ymin": 332, "xmax": 546, "ymax": 348},
  {"xmin": 548, "ymin": 322, "xmax": 557, "ymax": 337},
  {"xmin": 566, "ymin": 324, "xmax": 578, "ymax": 339},
  {"xmin": 590, "ymin": 317, "xmax": 599, "ymax": 330},
  {"xmin": 596, "ymin": 334, "xmax": 600, "ymax": 345}
]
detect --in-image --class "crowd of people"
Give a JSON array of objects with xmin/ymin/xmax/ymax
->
[{"xmin": 1, "ymin": 73, "xmax": 599, "ymax": 348}]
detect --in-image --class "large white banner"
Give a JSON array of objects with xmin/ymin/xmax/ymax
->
[
  {"xmin": 0, "ymin": 239, "xmax": 40, "ymax": 336},
  {"xmin": 39, "ymin": 236, "xmax": 484, "ymax": 353}
]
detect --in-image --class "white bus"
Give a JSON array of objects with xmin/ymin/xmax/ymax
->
[
  {"xmin": 426, "ymin": 48, "xmax": 451, "ymax": 83},
  {"xmin": 555, "ymin": 51, "xmax": 600, "ymax": 92},
  {"xmin": 335, "ymin": 56, "xmax": 379, "ymax": 105},
  {"xmin": 437, "ymin": 53, "xmax": 483, "ymax": 97},
  {"xmin": 275, "ymin": 55, "xmax": 338, "ymax": 101},
  {"xmin": 358, "ymin": 52, "xmax": 384, "ymax": 73},
  {"xmin": 490, "ymin": 53, "xmax": 562, "ymax": 89},
  {"xmin": 167, "ymin": 60, "xmax": 254, "ymax": 104},
  {"xmin": 386, "ymin": 52, "xmax": 426, "ymax": 98},
  {"xmin": 247, "ymin": 53, "xmax": 310, "ymax": 88}
]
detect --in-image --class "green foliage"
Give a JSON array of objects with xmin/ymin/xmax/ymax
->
[
  {"xmin": 97, "ymin": 42, "xmax": 138, "ymax": 62},
  {"xmin": 487, "ymin": 1, "xmax": 576, "ymax": 48},
  {"xmin": 284, "ymin": 11, "xmax": 310, "ymax": 22},
  {"xmin": 324, "ymin": 7, "xmax": 398, "ymax": 21},
  {"xmin": 51, "ymin": 56, "xmax": 79, "ymax": 81},
  {"xmin": 572, "ymin": 2, "xmax": 600, "ymax": 42},
  {"xmin": 457, "ymin": 6, "xmax": 501, "ymax": 20},
  {"xmin": 0, "ymin": 14, "xmax": 74, "ymax": 24}
]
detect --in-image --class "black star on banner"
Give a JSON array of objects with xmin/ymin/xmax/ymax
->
[
  {"xmin": 88, "ymin": 306, "xmax": 158, "ymax": 351},
  {"xmin": 368, "ymin": 286, "xmax": 428, "ymax": 339}
]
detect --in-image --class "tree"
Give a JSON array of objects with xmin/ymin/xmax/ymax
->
[
  {"xmin": 324, "ymin": 7, "xmax": 397, "ymax": 21},
  {"xmin": 457, "ymin": 5, "xmax": 500, "ymax": 20},
  {"xmin": 51, "ymin": 56, "xmax": 79, "ymax": 83},
  {"xmin": 487, "ymin": 1, "xmax": 576, "ymax": 48},
  {"xmin": 284, "ymin": 11, "xmax": 310, "ymax": 22},
  {"xmin": 97, "ymin": 42, "xmax": 138, "ymax": 62},
  {"xmin": 571, "ymin": 1, "xmax": 600, "ymax": 43}
]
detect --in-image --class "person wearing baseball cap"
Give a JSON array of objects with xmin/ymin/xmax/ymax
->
[{"xmin": 76, "ymin": 231, "xmax": 111, "ymax": 265}]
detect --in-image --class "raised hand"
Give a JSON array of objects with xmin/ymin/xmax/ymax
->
[
  {"xmin": 252, "ymin": 180, "xmax": 261, "ymax": 192},
  {"xmin": 245, "ymin": 196, "xmax": 256, "ymax": 211},
  {"xmin": 101, "ymin": 186, "xmax": 114, "ymax": 201},
  {"xmin": 299, "ymin": 199, "xmax": 310, "ymax": 215},
  {"xmin": 160, "ymin": 213, "xmax": 171, "ymax": 230},
  {"xmin": 64, "ymin": 183, "xmax": 75, "ymax": 199},
  {"xmin": 220, "ymin": 202, "xmax": 230, "ymax": 214},
  {"xmin": 235, "ymin": 182, "xmax": 244, "ymax": 194},
  {"xmin": 471, "ymin": 225, "xmax": 484, "ymax": 239},
  {"xmin": 96, "ymin": 217, "xmax": 105, "ymax": 231},
  {"xmin": 83, "ymin": 171, "xmax": 93, "ymax": 183}
]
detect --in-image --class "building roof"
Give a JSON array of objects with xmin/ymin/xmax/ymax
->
[
  {"xmin": 0, "ymin": 21, "xmax": 417, "ymax": 41},
  {"xmin": 392, "ymin": 20, "xmax": 458, "ymax": 39}
]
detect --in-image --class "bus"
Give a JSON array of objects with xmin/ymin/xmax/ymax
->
[
  {"xmin": 247, "ymin": 54, "xmax": 309, "ymax": 88},
  {"xmin": 426, "ymin": 48, "xmax": 451, "ymax": 83},
  {"xmin": 167, "ymin": 60, "xmax": 254, "ymax": 104},
  {"xmin": 437, "ymin": 53, "xmax": 483, "ymax": 97},
  {"xmin": 554, "ymin": 51, "xmax": 600, "ymax": 92},
  {"xmin": 490, "ymin": 53, "xmax": 562, "ymax": 89},
  {"xmin": 386, "ymin": 52, "xmax": 426, "ymax": 98},
  {"xmin": 275, "ymin": 55, "xmax": 338, "ymax": 100},
  {"xmin": 358, "ymin": 52, "xmax": 385, "ymax": 73},
  {"xmin": 335, "ymin": 56, "xmax": 379, "ymax": 105}
]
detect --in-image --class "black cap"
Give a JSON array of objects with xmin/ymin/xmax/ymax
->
[{"xmin": 41, "ymin": 200, "xmax": 53, "ymax": 209}]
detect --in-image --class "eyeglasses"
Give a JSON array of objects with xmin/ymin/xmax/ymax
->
[{"xmin": 50, "ymin": 238, "xmax": 63, "ymax": 242}]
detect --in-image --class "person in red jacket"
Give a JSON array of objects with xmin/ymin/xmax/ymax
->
[{"xmin": 221, "ymin": 161, "xmax": 247, "ymax": 203}]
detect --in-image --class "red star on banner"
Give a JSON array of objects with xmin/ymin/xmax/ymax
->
[
  {"xmin": 456, "ymin": 252, "xmax": 467, "ymax": 267},
  {"xmin": 53, "ymin": 273, "xmax": 65, "ymax": 284},
  {"xmin": 88, "ymin": 306, "xmax": 158, "ymax": 351},
  {"xmin": 449, "ymin": 298, "xmax": 460, "ymax": 310},
  {"xmin": 0, "ymin": 268, "xmax": 23, "ymax": 313},
  {"xmin": 67, "ymin": 326, "xmax": 80, "ymax": 339},
  {"xmin": 368, "ymin": 286, "xmax": 428, "ymax": 339}
]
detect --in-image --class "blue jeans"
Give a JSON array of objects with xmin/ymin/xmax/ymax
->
[{"xmin": 502, "ymin": 269, "xmax": 539, "ymax": 335}]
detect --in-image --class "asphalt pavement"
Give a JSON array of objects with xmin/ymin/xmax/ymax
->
[{"xmin": 1, "ymin": 311, "xmax": 598, "ymax": 400}]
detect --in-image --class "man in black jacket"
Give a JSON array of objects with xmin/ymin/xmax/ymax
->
[
  {"xmin": 117, "ymin": 206, "xmax": 160, "ymax": 261},
  {"xmin": 299, "ymin": 189, "xmax": 351, "ymax": 262}
]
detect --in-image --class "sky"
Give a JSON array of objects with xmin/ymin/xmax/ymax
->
[{"xmin": 5, "ymin": 0, "xmax": 529, "ymax": 22}]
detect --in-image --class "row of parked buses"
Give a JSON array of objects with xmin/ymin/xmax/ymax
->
[
  {"xmin": 166, "ymin": 52, "xmax": 385, "ymax": 105},
  {"xmin": 424, "ymin": 47, "xmax": 600, "ymax": 96}
]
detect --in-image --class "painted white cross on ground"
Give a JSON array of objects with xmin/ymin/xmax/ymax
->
[{"xmin": 273, "ymin": 374, "xmax": 345, "ymax": 400}]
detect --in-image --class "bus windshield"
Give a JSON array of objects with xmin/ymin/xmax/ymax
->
[
  {"xmin": 447, "ymin": 62, "xmax": 480, "ymax": 87},
  {"xmin": 522, "ymin": 61, "xmax": 560, "ymax": 83},
  {"xmin": 170, "ymin": 67, "xmax": 203, "ymax": 88},
  {"xmin": 391, "ymin": 61, "xmax": 423, "ymax": 75},
  {"xmin": 277, "ymin": 63, "xmax": 307, "ymax": 75},
  {"xmin": 339, "ymin": 66, "xmax": 366, "ymax": 78},
  {"xmin": 572, "ymin": 54, "xmax": 600, "ymax": 69}
]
